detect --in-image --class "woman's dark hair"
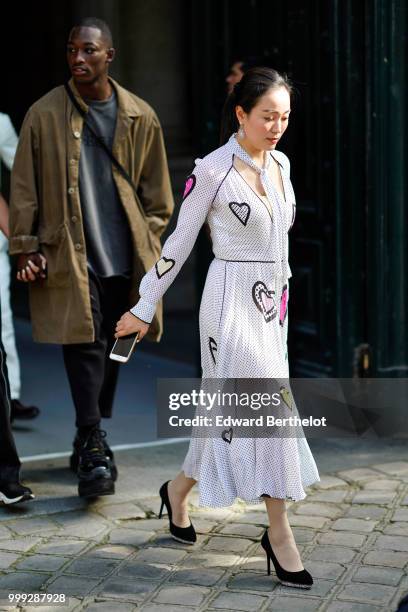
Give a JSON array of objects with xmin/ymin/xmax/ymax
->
[{"xmin": 220, "ymin": 67, "xmax": 293, "ymax": 145}]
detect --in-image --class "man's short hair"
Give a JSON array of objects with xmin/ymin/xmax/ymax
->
[{"xmin": 71, "ymin": 17, "xmax": 113, "ymax": 47}]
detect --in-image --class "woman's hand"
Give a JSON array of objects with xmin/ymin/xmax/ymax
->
[
  {"xmin": 17, "ymin": 253, "xmax": 47, "ymax": 282},
  {"xmin": 115, "ymin": 312, "xmax": 150, "ymax": 341}
]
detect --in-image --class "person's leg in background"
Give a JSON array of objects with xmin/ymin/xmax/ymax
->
[
  {"xmin": 0, "ymin": 299, "xmax": 34, "ymax": 505},
  {"xmin": 62, "ymin": 271, "xmax": 115, "ymax": 498},
  {"xmin": 0, "ymin": 233, "xmax": 40, "ymax": 422}
]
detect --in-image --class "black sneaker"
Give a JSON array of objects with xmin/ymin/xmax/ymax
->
[
  {"xmin": 0, "ymin": 482, "xmax": 35, "ymax": 505},
  {"xmin": 76, "ymin": 427, "xmax": 115, "ymax": 498},
  {"xmin": 70, "ymin": 432, "xmax": 118, "ymax": 482}
]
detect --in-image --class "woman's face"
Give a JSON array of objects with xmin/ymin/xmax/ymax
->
[{"xmin": 236, "ymin": 86, "xmax": 291, "ymax": 151}]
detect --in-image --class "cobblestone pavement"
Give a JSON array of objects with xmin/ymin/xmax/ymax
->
[{"xmin": 0, "ymin": 457, "xmax": 408, "ymax": 611}]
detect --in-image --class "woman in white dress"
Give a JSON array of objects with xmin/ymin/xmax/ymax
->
[{"xmin": 116, "ymin": 67, "xmax": 320, "ymax": 589}]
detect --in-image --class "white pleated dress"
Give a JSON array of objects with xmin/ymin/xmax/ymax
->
[{"xmin": 131, "ymin": 135, "xmax": 320, "ymax": 507}]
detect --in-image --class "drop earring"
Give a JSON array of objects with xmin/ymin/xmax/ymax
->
[{"xmin": 238, "ymin": 124, "xmax": 245, "ymax": 139}]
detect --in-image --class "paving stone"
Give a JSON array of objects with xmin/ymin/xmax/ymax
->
[
  {"xmin": 190, "ymin": 508, "xmax": 234, "ymax": 522},
  {"xmin": 152, "ymin": 533, "xmax": 206, "ymax": 549},
  {"xmin": 337, "ymin": 468, "xmax": 381, "ymax": 483},
  {"xmin": 135, "ymin": 546, "xmax": 187, "ymax": 564},
  {"xmin": 169, "ymin": 567, "xmax": 225, "ymax": 586},
  {"xmin": 238, "ymin": 554, "xmax": 266, "ymax": 572},
  {"xmin": 140, "ymin": 605, "xmax": 197, "ymax": 612},
  {"xmin": 362, "ymin": 479, "xmax": 401, "ymax": 491},
  {"xmin": 190, "ymin": 519, "xmax": 218, "ymax": 534},
  {"xmin": 372, "ymin": 461, "xmax": 408, "ymax": 476},
  {"xmin": 227, "ymin": 571, "xmax": 277, "ymax": 592},
  {"xmin": 180, "ymin": 552, "xmax": 241, "ymax": 569},
  {"xmin": 317, "ymin": 531, "xmax": 367, "ymax": 547},
  {"xmin": 97, "ymin": 502, "xmax": 146, "ymax": 521},
  {"xmin": 293, "ymin": 502, "xmax": 345, "ymax": 519},
  {"xmin": 210, "ymin": 590, "xmax": 268, "ymax": 610},
  {"xmin": 274, "ymin": 578, "xmax": 334, "ymax": 597},
  {"xmin": 6, "ymin": 517, "xmax": 59, "ymax": 535},
  {"xmin": 401, "ymin": 495, "xmax": 408, "ymax": 505},
  {"xmin": 86, "ymin": 544, "xmax": 135, "ymax": 559},
  {"xmin": 288, "ymin": 514, "xmax": 328, "ymax": 529},
  {"xmin": 85, "ymin": 603, "xmax": 135, "ymax": 612},
  {"xmin": 218, "ymin": 523, "xmax": 264, "ymax": 538},
  {"xmin": 292, "ymin": 528, "xmax": 316, "ymax": 543},
  {"xmin": 308, "ymin": 545, "xmax": 356, "ymax": 563},
  {"xmin": 0, "ymin": 525, "xmax": 12, "ymax": 539},
  {"xmin": 16, "ymin": 554, "xmax": 70, "ymax": 572},
  {"xmin": 0, "ymin": 551, "xmax": 20, "ymax": 569},
  {"xmin": 337, "ymin": 582, "xmax": 395, "ymax": 605},
  {"xmin": 153, "ymin": 585, "xmax": 211, "ymax": 605},
  {"xmin": 53, "ymin": 512, "xmax": 109, "ymax": 538},
  {"xmin": 351, "ymin": 490, "xmax": 397, "ymax": 504},
  {"xmin": 34, "ymin": 539, "xmax": 89, "ymax": 556},
  {"xmin": 384, "ymin": 522, "xmax": 408, "ymax": 536},
  {"xmin": 0, "ymin": 571, "xmax": 50, "ymax": 591},
  {"xmin": 374, "ymin": 534, "xmax": 408, "ymax": 552},
  {"xmin": 118, "ymin": 561, "xmax": 170, "ymax": 580},
  {"xmin": 331, "ymin": 518, "xmax": 377, "ymax": 532},
  {"xmin": 65, "ymin": 556, "xmax": 120, "ymax": 577},
  {"xmin": 229, "ymin": 512, "xmax": 268, "ymax": 525},
  {"xmin": 351, "ymin": 565, "xmax": 404, "ymax": 586},
  {"xmin": 392, "ymin": 508, "xmax": 408, "ymax": 521},
  {"xmin": 108, "ymin": 528, "xmax": 154, "ymax": 547},
  {"xmin": 0, "ymin": 537, "xmax": 41, "ymax": 553},
  {"xmin": 306, "ymin": 560, "xmax": 346, "ymax": 580},
  {"xmin": 308, "ymin": 489, "xmax": 349, "ymax": 503},
  {"xmin": 46, "ymin": 575, "xmax": 98, "ymax": 596},
  {"xmin": 96, "ymin": 577, "xmax": 156, "ymax": 601},
  {"xmin": 203, "ymin": 536, "xmax": 253, "ymax": 553},
  {"xmin": 312, "ymin": 475, "xmax": 348, "ymax": 489},
  {"xmin": 345, "ymin": 505, "xmax": 387, "ymax": 520},
  {"xmin": 363, "ymin": 549, "xmax": 408, "ymax": 568},
  {"xmin": 116, "ymin": 518, "xmax": 165, "ymax": 531},
  {"xmin": 266, "ymin": 596, "xmax": 322, "ymax": 611},
  {"xmin": 325, "ymin": 603, "xmax": 383, "ymax": 612}
]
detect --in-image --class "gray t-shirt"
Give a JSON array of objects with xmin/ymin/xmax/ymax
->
[{"xmin": 79, "ymin": 90, "xmax": 133, "ymax": 278}]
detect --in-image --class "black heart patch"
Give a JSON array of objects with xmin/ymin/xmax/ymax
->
[
  {"xmin": 252, "ymin": 281, "xmax": 277, "ymax": 323},
  {"xmin": 209, "ymin": 337, "xmax": 217, "ymax": 365},
  {"xmin": 229, "ymin": 202, "xmax": 251, "ymax": 226},
  {"xmin": 222, "ymin": 427, "xmax": 233, "ymax": 444},
  {"xmin": 155, "ymin": 256, "xmax": 175, "ymax": 279}
]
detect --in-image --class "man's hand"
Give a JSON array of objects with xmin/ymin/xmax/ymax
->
[
  {"xmin": 17, "ymin": 253, "xmax": 47, "ymax": 282},
  {"xmin": 115, "ymin": 312, "xmax": 149, "ymax": 341}
]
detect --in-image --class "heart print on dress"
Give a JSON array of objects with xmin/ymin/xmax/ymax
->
[
  {"xmin": 252, "ymin": 281, "xmax": 277, "ymax": 323},
  {"xmin": 182, "ymin": 174, "xmax": 196, "ymax": 200},
  {"xmin": 228, "ymin": 202, "xmax": 251, "ymax": 226},
  {"xmin": 155, "ymin": 257, "xmax": 175, "ymax": 279},
  {"xmin": 279, "ymin": 284, "xmax": 288, "ymax": 326}
]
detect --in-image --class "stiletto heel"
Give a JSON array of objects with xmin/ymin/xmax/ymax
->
[
  {"xmin": 158, "ymin": 480, "xmax": 197, "ymax": 545},
  {"xmin": 266, "ymin": 554, "xmax": 271, "ymax": 575},
  {"xmin": 261, "ymin": 529, "xmax": 313, "ymax": 589}
]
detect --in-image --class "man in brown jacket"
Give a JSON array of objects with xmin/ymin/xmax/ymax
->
[{"xmin": 9, "ymin": 17, "xmax": 174, "ymax": 498}]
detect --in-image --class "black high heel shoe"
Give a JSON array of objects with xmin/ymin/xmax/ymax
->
[
  {"xmin": 261, "ymin": 529, "xmax": 313, "ymax": 589},
  {"xmin": 158, "ymin": 480, "xmax": 197, "ymax": 545}
]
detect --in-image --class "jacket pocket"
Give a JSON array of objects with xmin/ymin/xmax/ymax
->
[{"xmin": 38, "ymin": 224, "xmax": 70, "ymax": 288}]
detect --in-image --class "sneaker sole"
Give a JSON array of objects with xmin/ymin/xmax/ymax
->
[
  {"xmin": 70, "ymin": 454, "xmax": 118, "ymax": 482},
  {"xmin": 78, "ymin": 478, "xmax": 115, "ymax": 499},
  {"xmin": 0, "ymin": 492, "xmax": 35, "ymax": 505}
]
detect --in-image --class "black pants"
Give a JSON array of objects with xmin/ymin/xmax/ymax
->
[
  {"xmin": 62, "ymin": 271, "xmax": 131, "ymax": 428},
  {"xmin": 0, "ymin": 305, "xmax": 21, "ymax": 483}
]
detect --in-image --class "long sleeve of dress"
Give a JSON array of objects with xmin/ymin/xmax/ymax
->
[
  {"xmin": 0, "ymin": 113, "xmax": 18, "ymax": 170},
  {"xmin": 130, "ymin": 157, "xmax": 219, "ymax": 323}
]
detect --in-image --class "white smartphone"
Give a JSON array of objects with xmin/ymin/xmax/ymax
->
[{"xmin": 109, "ymin": 332, "xmax": 139, "ymax": 363}]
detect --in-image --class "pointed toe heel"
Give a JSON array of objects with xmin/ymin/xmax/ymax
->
[
  {"xmin": 158, "ymin": 480, "xmax": 197, "ymax": 545},
  {"xmin": 261, "ymin": 529, "xmax": 313, "ymax": 589}
]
